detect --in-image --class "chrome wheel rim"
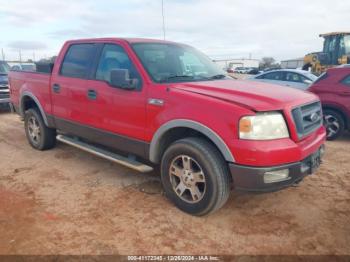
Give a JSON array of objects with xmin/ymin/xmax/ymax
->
[
  {"xmin": 28, "ymin": 116, "xmax": 41, "ymax": 144},
  {"xmin": 324, "ymin": 114, "xmax": 340, "ymax": 138},
  {"xmin": 169, "ymin": 155, "xmax": 206, "ymax": 203}
]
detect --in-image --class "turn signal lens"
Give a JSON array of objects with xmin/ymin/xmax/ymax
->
[{"xmin": 239, "ymin": 118, "xmax": 252, "ymax": 133}]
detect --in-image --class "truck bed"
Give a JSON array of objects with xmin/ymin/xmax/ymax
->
[{"xmin": 9, "ymin": 71, "xmax": 52, "ymax": 115}]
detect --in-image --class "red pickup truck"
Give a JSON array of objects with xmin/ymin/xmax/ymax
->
[{"xmin": 9, "ymin": 38, "xmax": 326, "ymax": 215}]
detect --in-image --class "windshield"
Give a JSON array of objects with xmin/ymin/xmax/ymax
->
[
  {"xmin": 0, "ymin": 62, "xmax": 10, "ymax": 74},
  {"xmin": 132, "ymin": 43, "xmax": 226, "ymax": 83},
  {"xmin": 303, "ymin": 72, "xmax": 318, "ymax": 81}
]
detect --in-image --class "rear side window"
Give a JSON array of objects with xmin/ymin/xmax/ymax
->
[
  {"xmin": 60, "ymin": 44, "xmax": 96, "ymax": 78},
  {"xmin": 341, "ymin": 74, "xmax": 350, "ymax": 86},
  {"xmin": 285, "ymin": 72, "xmax": 304, "ymax": 83}
]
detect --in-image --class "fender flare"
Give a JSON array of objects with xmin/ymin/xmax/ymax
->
[
  {"xmin": 20, "ymin": 91, "xmax": 49, "ymax": 126},
  {"xmin": 149, "ymin": 119, "xmax": 235, "ymax": 163}
]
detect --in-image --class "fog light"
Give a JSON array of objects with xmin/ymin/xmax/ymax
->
[{"xmin": 263, "ymin": 169, "xmax": 290, "ymax": 183}]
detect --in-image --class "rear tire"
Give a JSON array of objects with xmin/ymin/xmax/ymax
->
[
  {"xmin": 24, "ymin": 108, "xmax": 56, "ymax": 150},
  {"xmin": 160, "ymin": 137, "xmax": 231, "ymax": 216},
  {"xmin": 323, "ymin": 109, "xmax": 345, "ymax": 140}
]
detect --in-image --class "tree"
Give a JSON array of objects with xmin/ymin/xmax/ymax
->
[{"xmin": 259, "ymin": 57, "xmax": 280, "ymax": 70}]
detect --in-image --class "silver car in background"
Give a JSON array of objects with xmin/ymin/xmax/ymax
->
[{"xmin": 248, "ymin": 69, "xmax": 318, "ymax": 90}]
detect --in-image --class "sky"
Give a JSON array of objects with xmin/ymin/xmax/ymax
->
[{"xmin": 0, "ymin": 0, "xmax": 349, "ymax": 62}]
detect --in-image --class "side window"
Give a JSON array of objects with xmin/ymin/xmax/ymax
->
[
  {"xmin": 95, "ymin": 44, "xmax": 141, "ymax": 88},
  {"xmin": 60, "ymin": 44, "xmax": 96, "ymax": 78},
  {"xmin": 256, "ymin": 74, "xmax": 265, "ymax": 79},
  {"xmin": 263, "ymin": 72, "xmax": 283, "ymax": 80},
  {"xmin": 285, "ymin": 72, "xmax": 303, "ymax": 83},
  {"xmin": 341, "ymin": 75, "xmax": 350, "ymax": 86}
]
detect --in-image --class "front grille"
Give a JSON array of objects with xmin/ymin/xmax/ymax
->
[
  {"xmin": 292, "ymin": 101, "xmax": 322, "ymax": 139},
  {"xmin": 0, "ymin": 93, "xmax": 10, "ymax": 99},
  {"xmin": 0, "ymin": 84, "xmax": 8, "ymax": 90}
]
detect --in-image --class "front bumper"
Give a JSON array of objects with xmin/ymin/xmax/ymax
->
[
  {"xmin": 229, "ymin": 145, "xmax": 325, "ymax": 192},
  {"xmin": 0, "ymin": 88, "xmax": 10, "ymax": 104},
  {"xmin": 0, "ymin": 97, "xmax": 10, "ymax": 104}
]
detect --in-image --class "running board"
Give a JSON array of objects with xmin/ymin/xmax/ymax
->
[{"xmin": 56, "ymin": 135, "xmax": 153, "ymax": 173}]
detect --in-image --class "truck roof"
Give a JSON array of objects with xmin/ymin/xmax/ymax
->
[
  {"xmin": 64, "ymin": 37, "xmax": 181, "ymax": 45},
  {"xmin": 319, "ymin": 32, "xmax": 350, "ymax": 37}
]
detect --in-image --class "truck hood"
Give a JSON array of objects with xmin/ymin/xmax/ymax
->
[{"xmin": 171, "ymin": 79, "xmax": 318, "ymax": 111}]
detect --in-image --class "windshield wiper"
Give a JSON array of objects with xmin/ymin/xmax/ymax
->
[
  {"xmin": 159, "ymin": 75, "xmax": 194, "ymax": 83},
  {"xmin": 207, "ymin": 74, "xmax": 227, "ymax": 80}
]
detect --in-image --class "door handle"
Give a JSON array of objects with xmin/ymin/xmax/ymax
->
[
  {"xmin": 87, "ymin": 89, "xmax": 97, "ymax": 100},
  {"xmin": 52, "ymin": 83, "xmax": 61, "ymax": 93}
]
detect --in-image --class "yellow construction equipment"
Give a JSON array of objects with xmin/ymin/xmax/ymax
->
[{"xmin": 303, "ymin": 32, "xmax": 350, "ymax": 75}]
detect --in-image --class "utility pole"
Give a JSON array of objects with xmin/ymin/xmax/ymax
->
[
  {"xmin": 19, "ymin": 50, "xmax": 22, "ymax": 63},
  {"xmin": 1, "ymin": 48, "xmax": 4, "ymax": 61},
  {"xmin": 161, "ymin": 0, "xmax": 166, "ymax": 40},
  {"xmin": 33, "ymin": 52, "xmax": 36, "ymax": 62}
]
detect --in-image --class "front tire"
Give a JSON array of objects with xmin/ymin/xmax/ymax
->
[
  {"xmin": 161, "ymin": 138, "xmax": 231, "ymax": 216},
  {"xmin": 24, "ymin": 108, "xmax": 56, "ymax": 150},
  {"xmin": 323, "ymin": 109, "xmax": 345, "ymax": 140}
]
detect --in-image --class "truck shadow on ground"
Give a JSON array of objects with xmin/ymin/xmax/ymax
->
[{"xmin": 336, "ymin": 131, "xmax": 350, "ymax": 141}]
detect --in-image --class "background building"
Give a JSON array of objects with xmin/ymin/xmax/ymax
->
[
  {"xmin": 213, "ymin": 58, "xmax": 260, "ymax": 70},
  {"xmin": 281, "ymin": 58, "xmax": 304, "ymax": 69}
]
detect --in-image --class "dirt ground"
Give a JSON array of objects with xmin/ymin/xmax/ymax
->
[{"xmin": 0, "ymin": 111, "xmax": 349, "ymax": 255}]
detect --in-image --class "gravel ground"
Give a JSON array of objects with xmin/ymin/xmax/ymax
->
[{"xmin": 0, "ymin": 112, "xmax": 349, "ymax": 255}]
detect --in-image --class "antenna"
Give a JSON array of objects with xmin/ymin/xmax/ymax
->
[{"xmin": 161, "ymin": 0, "xmax": 166, "ymax": 40}]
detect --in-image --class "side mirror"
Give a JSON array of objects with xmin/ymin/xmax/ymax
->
[
  {"xmin": 110, "ymin": 69, "xmax": 138, "ymax": 90},
  {"xmin": 303, "ymin": 79, "xmax": 313, "ymax": 85}
]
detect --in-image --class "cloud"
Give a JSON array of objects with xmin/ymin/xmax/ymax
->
[
  {"xmin": 8, "ymin": 41, "xmax": 47, "ymax": 50},
  {"xmin": 0, "ymin": 0, "xmax": 92, "ymax": 26},
  {"xmin": 1, "ymin": 0, "xmax": 350, "ymax": 61}
]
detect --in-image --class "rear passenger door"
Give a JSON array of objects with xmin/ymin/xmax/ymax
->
[{"xmin": 51, "ymin": 43, "xmax": 98, "ymax": 128}]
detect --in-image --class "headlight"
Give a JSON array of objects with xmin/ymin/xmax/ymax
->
[{"xmin": 239, "ymin": 112, "xmax": 289, "ymax": 140}]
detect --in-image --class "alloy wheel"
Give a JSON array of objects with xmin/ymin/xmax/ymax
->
[
  {"xmin": 27, "ymin": 116, "xmax": 41, "ymax": 144},
  {"xmin": 169, "ymin": 155, "xmax": 206, "ymax": 203},
  {"xmin": 324, "ymin": 114, "xmax": 340, "ymax": 139}
]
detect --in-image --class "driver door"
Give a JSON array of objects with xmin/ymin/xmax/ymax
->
[{"xmin": 85, "ymin": 43, "xmax": 147, "ymax": 157}]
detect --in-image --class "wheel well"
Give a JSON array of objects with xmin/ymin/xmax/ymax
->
[
  {"xmin": 323, "ymin": 106, "xmax": 348, "ymax": 128},
  {"xmin": 153, "ymin": 127, "xmax": 226, "ymax": 164},
  {"xmin": 21, "ymin": 96, "xmax": 39, "ymax": 113},
  {"xmin": 20, "ymin": 95, "xmax": 50, "ymax": 127}
]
